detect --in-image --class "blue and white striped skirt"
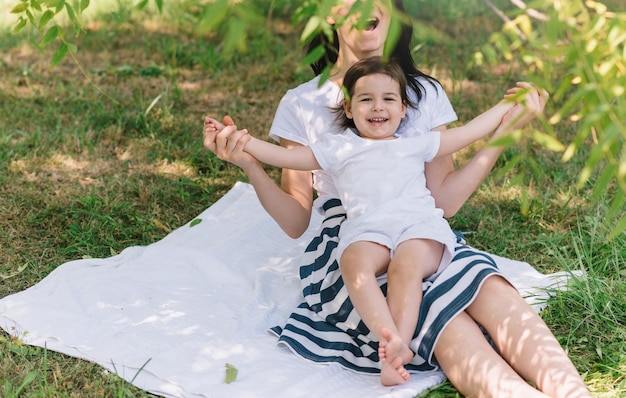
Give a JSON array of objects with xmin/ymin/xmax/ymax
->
[{"xmin": 270, "ymin": 198, "xmax": 504, "ymax": 374}]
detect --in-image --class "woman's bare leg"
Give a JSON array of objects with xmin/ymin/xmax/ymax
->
[
  {"xmin": 465, "ymin": 276, "xmax": 591, "ymax": 398},
  {"xmin": 435, "ymin": 309, "xmax": 550, "ymax": 398},
  {"xmin": 339, "ymin": 241, "xmax": 409, "ymax": 385}
]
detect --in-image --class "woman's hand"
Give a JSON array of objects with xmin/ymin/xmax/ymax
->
[
  {"xmin": 202, "ymin": 115, "xmax": 257, "ymax": 169},
  {"xmin": 497, "ymin": 82, "xmax": 549, "ymax": 135},
  {"xmin": 505, "ymin": 82, "xmax": 549, "ymax": 113}
]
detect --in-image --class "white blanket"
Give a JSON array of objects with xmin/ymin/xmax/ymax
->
[{"xmin": 0, "ymin": 182, "xmax": 579, "ymax": 398}]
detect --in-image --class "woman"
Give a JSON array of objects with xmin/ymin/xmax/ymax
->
[{"xmin": 202, "ymin": 1, "xmax": 590, "ymax": 396}]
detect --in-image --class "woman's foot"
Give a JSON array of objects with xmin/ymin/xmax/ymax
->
[{"xmin": 378, "ymin": 327, "xmax": 413, "ymax": 386}]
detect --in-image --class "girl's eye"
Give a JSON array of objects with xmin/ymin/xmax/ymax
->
[
  {"xmin": 384, "ymin": 97, "xmax": 396, "ymax": 101},
  {"xmin": 360, "ymin": 98, "xmax": 372, "ymax": 102}
]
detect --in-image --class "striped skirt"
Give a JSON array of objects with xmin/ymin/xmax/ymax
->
[{"xmin": 270, "ymin": 199, "xmax": 503, "ymax": 374}]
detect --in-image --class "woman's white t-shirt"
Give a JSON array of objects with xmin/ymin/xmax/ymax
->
[{"xmin": 269, "ymin": 74, "xmax": 457, "ymax": 210}]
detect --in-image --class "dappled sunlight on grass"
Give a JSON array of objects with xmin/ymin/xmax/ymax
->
[
  {"xmin": 154, "ymin": 158, "xmax": 196, "ymax": 178},
  {"xmin": 8, "ymin": 149, "xmax": 199, "ymax": 187},
  {"xmin": 1, "ymin": 0, "xmax": 624, "ymax": 396}
]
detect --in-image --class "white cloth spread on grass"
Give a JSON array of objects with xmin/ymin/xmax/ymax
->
[{"xmin": 0, "ymin": 182, "xmax": 580, "ymax": 398}]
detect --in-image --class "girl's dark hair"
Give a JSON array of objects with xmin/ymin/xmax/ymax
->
[
  {"xmin": 333, "ymin": 56, "xmax": 416, "ymax": 130},
  {"xmin": 306, "ymin": 0, "xmax": 438, "ymax": 104}
]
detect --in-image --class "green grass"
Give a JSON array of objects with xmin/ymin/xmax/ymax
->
[{"xmin": 1, "ymin": 0, "xmax": 625, "ymax": 396}]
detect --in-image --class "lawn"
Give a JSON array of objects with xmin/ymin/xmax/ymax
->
[{"xmin": 1, "ymin": 0, "xmax": 625, "ymax": 396}]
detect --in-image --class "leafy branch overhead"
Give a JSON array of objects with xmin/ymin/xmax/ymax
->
[
  {"xmin": 477, "ymin": 0, "xmax": 626, "ymax": 238},
  {"xmin": 8, "ymin": 0, "xmax": 626, "ymax": 238},
  {"xmin": 11, "ymin": 0, "xmax": 91, "ymax": 68}
]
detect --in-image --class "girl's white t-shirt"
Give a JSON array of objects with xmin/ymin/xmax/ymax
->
[
  {"xmin": 310, "ymin": 129, "xmax": 441, "ymax": 222},
  {"xmin": 308, "ymin": 128, "xmax": 458, "ymax": 261},
  {"xmin": 269, "ymin": 74, "xmax": 457, "ymax": 210}
]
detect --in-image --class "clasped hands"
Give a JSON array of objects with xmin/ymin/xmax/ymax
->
[{"xmin": 202, "ymin": 115, "xmax": 255, "ymax": 168}]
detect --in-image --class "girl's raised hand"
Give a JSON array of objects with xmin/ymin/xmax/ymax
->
[
  {"xmin": 203, "ymin": 115, "xmax": 236, "ymax": 150},
  {"xmin": 504, "ymin": 82, "xmax": 549, "ymax": 115},
  {"xmin": 202, "ymin": 115, "xmax": 256, "ymax": 169}
]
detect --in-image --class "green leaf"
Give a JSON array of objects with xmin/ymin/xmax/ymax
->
[
  {"xmin": 301, "ymin": 44, "xmax": 325, "ymax": 70},
  {"xmin": 154, "ymin": 0, "xmax": 163, "ymax": 13},
  {"xmin": 40, "ymin": 25, "xmax": 59, "ymax": 47},
  {"xmin": 607, "ymin": 189, "xmax": 625, "ymax": 221},
  {"xmin": 26, "ymin": 9, "xmax": 35, "ymax": 25},
  {"xmin": 136, "ymin": 0, "xmax": 148, "ymax": 11},
  {"xmin": 41, "ymin": 0, "xmax": 65, "ymax": 12},
  {"xmin": 80, "ymin": 0, "xmax": 89, "ymax": 12},
  {"xmin": 66, "ymin": 42, "xmax": 77, "ymax": 53},
  {"xmin": 31, "ymin": 0, "xmax": 42, "ymax": 12},
  {"xmin": 590, "ymin": 163, "xmax": 617, "ymax": 204},
  {"xmin": 38, "ymin": 9, "xmax": 54, "ymax": 30},
  {"xmin": 549, "ymin": 84, "xmax": 596, "ymax": 125},
  {"xmin": 300, "ymin": 15, "xmax": 321, "ymax": 43},
  {"xmin": 11, "ymin": 3, "xmax": 29, "ymax": 13},
  {"xmin": 319, "ymin": 65, "xmax": 332, "ymax": 87},
  {"xmin": 13, "ymin": 17, "xmax": 27, "ymax": 33},
  {"xmin": 224, "ymin": 363, "xmax": 238, "ymax": 384},
  {"xmin": 493, "ymin": 153, "xmax": 523, "ymax": 180},
  {"xmin": 350, "ymin": 0, "xmax": 375, "ymax": 31},
  {"xmin": 15, "ymin": 371, "xmax": 37, "ymax": 395},
  {"xmin": 383, "ymin": 9, "xmax": 402, "ymax": 59},
  {"xmin": 65, "ymin": 3, "xmax": 77, "ymax": 25},
  {"xmin": 55, "ymin": 0, "xmax": 65, "ymax": 13},
  {"xmin": 197, "ymin": 0, "xmax": 229, "ymax": 34},
  {"xmin": 190, "ymin": 219, "xmax": 202, "ymax": 228},
  {"xmin": 488, "ymin": 129, "xmax": 523, "ymax": 147},
  {"xmin": 530, "ymin": 130, "xmax": 565, "ymax": 152},
  {"xmin": 223, "ymin": 18, "xmax": 248, "ymax": 53},
  {"xmin": 607, "ymin": 211, "xmax": 626, "ymax": 241},
  {"xmin": 50, "ymin": 41, "xmax": 68, "ymax": 69}
]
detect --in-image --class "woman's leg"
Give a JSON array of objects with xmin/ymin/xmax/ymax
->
[
  {"xmin": 464, "ymin": 276, "xmax": 591, "ymax": 398},
  {"xmin": 434, "ymin": 308, "xmax": 549, "ymax": 398},
  {"xmin": 339, "ymin": 241, "xmax": 409, "ymax": 385}
]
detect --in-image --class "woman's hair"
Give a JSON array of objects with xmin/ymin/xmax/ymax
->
[
  {"xmin": 333, "ymin": 56, "xmax": 417, "ymax": 130},
  {"xmin": 306, "ymin": 0, "xmax": 439, "ymax": 104}
]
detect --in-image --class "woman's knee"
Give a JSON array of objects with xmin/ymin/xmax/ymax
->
[{"xmin": 477, "ymin": 274, "xmax": 517, "ymax": 297}]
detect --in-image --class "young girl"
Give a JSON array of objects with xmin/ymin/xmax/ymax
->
[{"xmin": 204, "ymin": 56, "xmax": 540, "ymax": 386}]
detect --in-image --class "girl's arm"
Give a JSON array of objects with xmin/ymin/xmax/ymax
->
[
  {"xmin": 203, "ymin": 117, "xmax": 315, "ymax": 238},
  {"xmin": 436, "ymin": 99, "xmax": 515, "ymax": 157},
  {"xmin": 437, "ymin": 83, "xmax": 544, "ymax": 157},
  {"xmin": 240, "ymin": 129, "xmax": 321, "ymax": 171}
]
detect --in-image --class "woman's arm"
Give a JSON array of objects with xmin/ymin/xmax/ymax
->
[
  {"xmin": 426, "ymin": 83, "xmax": 548, "ymax": 217},
  {"xmin": 436, "ymin": 100, "xmax": 515, "ymax": 157},
  {"xmin": 425, "ymin": 123, "xmax": 509, "ymax": 218},
  {"xmin": 203, "ymin": 117, "xmax": 316, "ymax": 238}
]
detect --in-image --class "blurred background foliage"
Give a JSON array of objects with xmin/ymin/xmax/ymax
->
[{"xmin": 7, "ymin": 0, "xmax": 626, "ymax": 238}]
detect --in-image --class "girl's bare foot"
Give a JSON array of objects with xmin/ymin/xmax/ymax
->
[{"xmin": 379, "ymin": 327, "xmax": 413, "ymax": 386}]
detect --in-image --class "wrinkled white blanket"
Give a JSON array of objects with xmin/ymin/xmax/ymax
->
[{"xmin": 0, "ymin": 182, "xmax": 579, "ymax": 398}]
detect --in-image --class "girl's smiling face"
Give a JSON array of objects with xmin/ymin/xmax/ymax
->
[{"xmin": 344, "ymin": 73, "xmax": 406, "ymax": 140}]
